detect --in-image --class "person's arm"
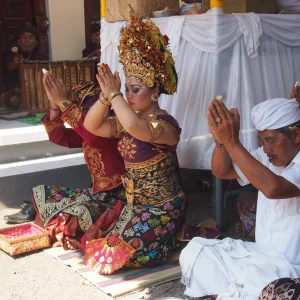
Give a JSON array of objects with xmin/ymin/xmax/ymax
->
[
  {"xmin": 43, "ymin": 71, "xmax": 119, "ymax": 147},
  {"xmin": 42, "ymin": 112, "xmax": 83, "ymax": 148},
  {"xmin": 211, "ymin": 145, "xmax": 239, "ymax": 179},
  {"xmin": 208, "ymin": 100, "xmax": 300, "ymax": 199},
  {"xmin": 42, "ymin": 72, "xmax": 83, "ymax": 148},
  {"xmin": 84, "ymin": 64, "xmax": 179, "ymax": 145},
  {"xmin": 208, "ymin": 102, "xmax": 239, "ymax": 180},
  {"xmin": 61, "ymin": 103, "xmax": 120, "ymax": 147},
  {"xmin": 83, "ymin": 94, "xmax": 121, "ymax": 139}
]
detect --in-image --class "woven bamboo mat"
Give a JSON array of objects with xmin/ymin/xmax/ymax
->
[{"xmin": 44, "ymin": 247, "xmax": 181, "ymax": 298}]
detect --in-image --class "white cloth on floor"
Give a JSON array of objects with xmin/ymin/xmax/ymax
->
[
  {"xmin": 251, "ymin": 98, "xmax": 300, "ymax": 131},
  {"xmin": 180, "ymin": 149, "xmax": 300, "ymax": 299}
]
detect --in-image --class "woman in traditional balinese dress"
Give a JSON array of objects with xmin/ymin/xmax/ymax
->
[
  {"xmin": 30, "ymin": 78, "xmax": 126, "ymax": 250},
  {"xmin": 84, "ymin": 11, "xmax": 186, "ymax": 267}
]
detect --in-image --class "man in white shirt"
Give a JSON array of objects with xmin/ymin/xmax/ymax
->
[{"xmin": 180, "ymin": 98, "xmax": 300, "ymax": 299}]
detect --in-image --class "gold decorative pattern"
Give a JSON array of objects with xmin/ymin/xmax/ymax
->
[
  {"xmin": 140, "ymin": 109, "xmax": 167, "ymax": 121},
  {"xmin": 141, "ymin": 109, "xmax": 178, "ymax": 142},
  {"xmin": 107, "ymin": 117, "xmax": 118, "ymax": 138},
  {"xmin": 95, "ymin": 174, "xmax": 122, "ymax": 190},
  {"xmin": 124, "ymin": 152, "xmax": 168, "ymax": 170},
  {"xmin": 123, "ymin": 153, "xmax": 181, "ymax": 206},
  {"xmin": 108, "ymin": 204, "xmax": 134, "ymax": 237},
  {"xmin": 118, "ymin": 136, "xmax": 137, "ymax": 159},
  {"xmin": 149, "ymin": 121, "xmax": 163, "ymax": 142},
  {"xmin": 83, "ymin": 141, "xmax": 105, "ymax": 177},
  {"xmin": 82, "ymin": 142, "xmax": 123, "ymax": 191},
  {"xmin": 118, "ymin": 7, "xmax": 177, "ymax": 95},
  {"xmin": 44, "ymin": 118, "xmax": 64, "ymax": 133},
  {"xmin": 61, "ymin": 104, "xmax": 83, "ymax": 128}
]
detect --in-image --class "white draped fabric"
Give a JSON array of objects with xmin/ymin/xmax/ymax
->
[
  {"xmin": 276, "ymin": 0, "xmax": 300, "ymax": 11},
  {"xmin": 101, "ymin": 10, "xmax": 300, "ymax": 169}
]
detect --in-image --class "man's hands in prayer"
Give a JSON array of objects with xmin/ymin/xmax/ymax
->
[
  {"xmin": 207, "ymin": 99, "xmax": 240, "ymax": 147},
  {"xmin": 43, "ymin": 72, "xmax": 68, "ymax": 108},
  {"xmin": 290, "ymin": 84, "xmax": 300, "ymax": 105}
]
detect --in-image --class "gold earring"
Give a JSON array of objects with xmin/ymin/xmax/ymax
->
[{"xmin": 151, "ymin": 94, "xmax": 159, "ymax": 102}]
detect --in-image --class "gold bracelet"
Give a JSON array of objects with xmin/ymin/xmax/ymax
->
[
  {"xmin": 99, "ymin": 92, "xmax": 111, "ymax": 106},
  {"xmin": 108, "ymin": 91, "xmax": 123, "ymax": 102}
]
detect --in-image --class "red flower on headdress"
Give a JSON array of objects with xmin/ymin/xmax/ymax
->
[{"xmin": 163, "ymin": 35, "xmax": 169, "ymax": 45}]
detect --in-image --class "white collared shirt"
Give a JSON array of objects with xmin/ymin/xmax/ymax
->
[{"xmin": 233, "ymin": 148, "xmax": 300, "ymax": 264}]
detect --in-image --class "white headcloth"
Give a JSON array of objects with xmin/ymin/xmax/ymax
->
[{"xmin": 251, "ymin": 98, "xmax": 300, "ymax": 131}]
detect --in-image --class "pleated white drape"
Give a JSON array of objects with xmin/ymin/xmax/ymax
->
[{"xmin": 101, "ymin": 10, "xmax": 300, "ymax": 169}]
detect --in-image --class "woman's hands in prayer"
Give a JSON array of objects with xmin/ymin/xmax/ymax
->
[
  {"xmin": 207, "ymin": 99, "xmax": 240, "ymax": 147},
  {"xmin": 96, "ymin": 64, "xmax": 121, "ymax": 98},
  {"xmin": 43, "ymin": 72, "xmax": 67, "ymax": 108}
]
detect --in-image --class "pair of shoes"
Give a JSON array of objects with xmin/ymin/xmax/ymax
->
[{"xmin": 4, "ymin": 203, "xmax": 37, "ymax": 224}]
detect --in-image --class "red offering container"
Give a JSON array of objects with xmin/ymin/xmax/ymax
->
[{"xmin": 0, "ymin": 223, "xmax": 50, "ymax": 256}]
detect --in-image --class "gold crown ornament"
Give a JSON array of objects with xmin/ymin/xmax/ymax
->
[{"xmin": 118, "ymin": 5, "xmax": 177, "ymax": 95}]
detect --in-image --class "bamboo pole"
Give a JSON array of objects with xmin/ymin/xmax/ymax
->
[
  {"xmin": 18, "ymin": 61, "xmax": 27, "ymax": 110},
  {"xmin": 24, "ymin": 67, "xmax": 31, "ymax": 110},
  {"xmin": 70, "ymin": 64, "xmax": 77, "ymax": 88},
  {"xmin": 28, "ymin": 68, "xmax": 37, "ymax": 109},
  {"xmin": 85, "ymin": 66, "xmax": 92, "ymax": 82},
  {"xmin": 36, "ymin": 64, "xmax": 44, "ymax": 109}
]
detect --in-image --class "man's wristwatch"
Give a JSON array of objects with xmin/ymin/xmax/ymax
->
[{"xmin": 59, "ymin": 100, "xmax": 71, "ymax": 112}]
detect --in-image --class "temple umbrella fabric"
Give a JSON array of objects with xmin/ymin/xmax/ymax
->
[{"xmin": 85, "ymin": 233, "xmax": 136, "ymax": 274}]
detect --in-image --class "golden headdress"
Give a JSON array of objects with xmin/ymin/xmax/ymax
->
[{"xmin": 118, "ymin": 6, "xmax": 177, "ymax": 95}]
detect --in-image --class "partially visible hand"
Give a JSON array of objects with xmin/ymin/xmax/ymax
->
[
  {"xmin": 93, "ymin": 49, "xmax": 101, "ymax": 58},
  {"xmin": 13, "ymin": 55, "xmax": 20, "ymax": 66},
  {"xmin": 88, "ymin": 49, "xmax": 101, "ymax": 60},
  {"xmin": 96, "ymin": 64, "xmax": 121, "ymax": 98},
  {"xmin": 290, "ymin": 83, "xmax": 300, "ymax": 105},
  {"xmin": 43, "ymin": 72, "xmax": 67, "ymax": 106},
  {"xmin": 207, "ymin": 99, "xmax": 240, "ymax": 147}
]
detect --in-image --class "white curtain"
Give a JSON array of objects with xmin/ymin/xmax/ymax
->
[
  {"xmin": 276, "ymin": 0, "xmax": 300, "ymax": 11},
  {"xmin": 101, "ymin": 11, "xmax": 300, "ymax": 169}
]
